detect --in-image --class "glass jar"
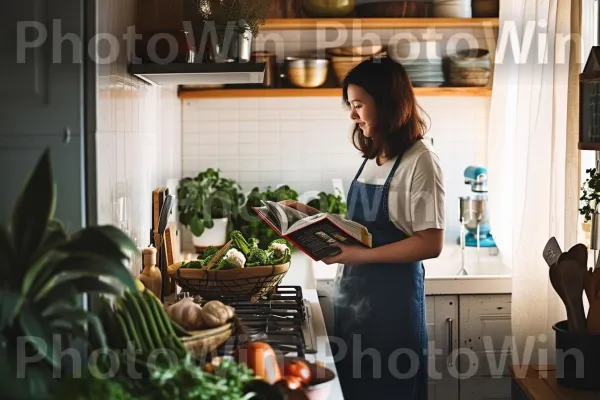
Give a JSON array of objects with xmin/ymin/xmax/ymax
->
[{"xmin": 302, "ymin": 0, "xmax": 355, "ymax": 17}]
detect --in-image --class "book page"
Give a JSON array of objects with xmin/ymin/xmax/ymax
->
[
  {"xmin": 265, "ymin": 201, "xmax": 309, "ymax": 233},
  {"xmin": 254, "ymin": 205, "xmax": 282, "ymax": 233}
]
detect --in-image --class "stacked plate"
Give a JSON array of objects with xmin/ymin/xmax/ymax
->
[
  {"xmin": 447, "ymin": 49, "xmax": 491, "ymax": 87},
  {"xmin": 388, "ymin": 40, "xmax": 444, "ymax": 87}
]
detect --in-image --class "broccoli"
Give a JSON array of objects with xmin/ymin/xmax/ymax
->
[
  {"xmin": 183, "ymin": 260, "xmax": 204, "ymax": 269},
  {"xmin": 230, "ymin": 230, "xmax": 251, "ymax": 257},
  {"xmin": 245, "ymin": 247, "xmax": 268, "ymax": 267},
  {"xmin": 201, "ymin": 246, "xmax": 220, "ymax": 263},
  {"xmin": 266, "ymin": 239, "xmax": 291, "ymax": 265},
  {"xmin": 248, "ymin": 237, "xmax": 259, "ymax": 249}
]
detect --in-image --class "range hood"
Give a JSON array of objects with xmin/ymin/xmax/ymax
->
[{"xmin": 129, "ymin": 62, "xmax": 266, "ymax": 86}]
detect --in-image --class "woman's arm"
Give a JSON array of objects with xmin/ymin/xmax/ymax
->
[{"xmin": 321, "ymin": 228, "xmax": 444, "ymax": 265}]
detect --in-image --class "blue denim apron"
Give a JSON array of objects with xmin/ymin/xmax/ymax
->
[{"xmin": 332, "ymin": 155, "xmax": 428, "ymax": 400}]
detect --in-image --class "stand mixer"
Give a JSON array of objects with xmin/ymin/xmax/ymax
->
[{"xmin": 457, "ymin": 166, "xmax": 497, "ymax": 274}]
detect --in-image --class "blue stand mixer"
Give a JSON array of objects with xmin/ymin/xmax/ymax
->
[{"xmin": 457, "ymin": 166, "xmax": 497, "ymax": 248}]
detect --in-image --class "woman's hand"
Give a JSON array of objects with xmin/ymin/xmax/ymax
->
[{"xmin": 321, "ymin": 243, "xmax": 371, "ymax": 265}]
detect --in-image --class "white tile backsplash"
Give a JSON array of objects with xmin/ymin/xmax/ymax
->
[
  {"xmin": 182, "ymin": 95, "xmax": 490, "ymax": 241},
  {"xmin": 96, "ymin": 0, "xmax": 182, "ymax": 270}
]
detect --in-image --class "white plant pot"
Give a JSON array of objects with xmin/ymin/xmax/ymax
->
[{"xmin": 192, "ymin": 217, "xmax": 229, "ymax": 252}]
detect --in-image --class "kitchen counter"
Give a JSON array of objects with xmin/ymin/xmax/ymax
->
[
  {"xmin": 281, "ymin": 241, "xmax": 512, "ymax": 295},
  {"xmin": 302, "ymin": 288, "xmax": 344, "ymax": 400}
]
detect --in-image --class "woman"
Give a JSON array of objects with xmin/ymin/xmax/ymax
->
[{"xmin": 321, "ymin": 56, "xmax": 445, "ymax": 399}]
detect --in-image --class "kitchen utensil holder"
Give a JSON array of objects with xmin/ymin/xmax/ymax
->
[{"xmin": 553, "ymin": 320, "xmax": 600, "ymax": 390}]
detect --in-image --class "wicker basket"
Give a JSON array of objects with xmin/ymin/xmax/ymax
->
[
  {"xmin": 180, "ymin": 317, "xmax": 246, "ymax": 358},
  {"xmin": 170, "ymin": 263, "xmax": 291, "ymax": 300}
]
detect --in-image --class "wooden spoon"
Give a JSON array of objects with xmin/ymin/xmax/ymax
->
[
  {"xmin": 554, "ymin": 260, "xmax": 587, "ymax": 332},
  {"xmin": 587, "ymin": 267, "xmax": 600, "ymax": 334},
  {"xmin": 562, "ymin": 243, "xmax": 593, "ymax": 302}
]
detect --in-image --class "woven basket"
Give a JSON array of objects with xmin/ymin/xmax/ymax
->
[{"xmin": 171, "ymin": 262, "xmax": 291, "ymax": 300}]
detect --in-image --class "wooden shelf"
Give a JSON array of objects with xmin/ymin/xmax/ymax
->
[
  {"xmin": 261, "ymin": 17, "xmax": 499, "ymax": 30},
  {"xmin": 578, "ymin": 142, "xmax": 600, "ymax": 151},
  {"xmin": 178, "ymin": 87, "xmax": 492, "ymax": 99}
]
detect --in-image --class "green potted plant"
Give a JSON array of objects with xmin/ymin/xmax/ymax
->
[
  {"xmin": 196, "ymin": 0, "xmax": 270, "ymax": 62},
  {"xmin": 233, "ymin": 185, "xmax": 298, "ymax": 250},
  {"xmin": 307, "ymin": 189, "xmax": 348, "ymax": 217},
  {"xmin": 177, "ymin": 168, "xmax": 245, "ymax": 253},
  {"xmin": 580, "ymin": 167, "xmax": 600, "ymax": 247},
  {"xmin": 0, "ymin": 150, "xmax": 137, "ymax": 400}
]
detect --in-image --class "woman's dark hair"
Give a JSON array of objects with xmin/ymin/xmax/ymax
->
[{"xmin": 342, "ymin": 56, "xmax": 430, "ymax": 160}]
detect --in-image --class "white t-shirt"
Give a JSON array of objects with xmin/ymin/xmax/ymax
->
[{"xmin": 355, "ymin": 139, "xmax": 445, "ymax": 236}]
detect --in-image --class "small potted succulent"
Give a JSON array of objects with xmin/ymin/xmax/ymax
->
[
  {"xmin": 177, "ymin": 168, "xmax": 245, "ymax": 252},
  {"xmin": 580, "ymin": 167, "xmax": 600, "ymax": 247}
]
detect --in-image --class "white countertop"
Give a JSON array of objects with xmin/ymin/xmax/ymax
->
[
  {"xmin": 303, "ymin": 289, "xmax": 344, "ymax": 400},
  {"xmin": 282, "ymin": 241, "xmax": 512, "ymax": 295}
]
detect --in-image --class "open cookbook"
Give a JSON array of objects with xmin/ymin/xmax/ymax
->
[{"xmin": 252, "ymin": 200, "xmax": 373, "ymax": 261}]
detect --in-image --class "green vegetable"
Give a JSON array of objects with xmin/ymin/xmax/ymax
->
[
  {"xmin": 231, "ymin": 229, "xmax": 253, "ymax": 257},
  {"xmin": 266, "ymin": 239, "xmax": 292, "ymax": 265},
  {"xmin": 245, "ymin": 247, "xmax": 268, "ymax": 267},
  {"xmin": 215, "ymin": 257, "xmax": 241, "ymax": 270},
  {"xmin": 201, "ymin": 246, "xmax": 220, "ymax": 262},
  {"xmin": 54, "ymin": 364, "xmax": 136, "ymax": 400},
  {"xmin": 183, "ymin": 260, "xmax": 204, "ymax": 269}
]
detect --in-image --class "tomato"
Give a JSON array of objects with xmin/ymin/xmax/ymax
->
[
  {"xmin": 283, "ymin": 359, "xmax": 312, "ymax": 386},
  {"xmin": 279, "ymin": 375, "xmax": 303, "ymax": 390}
]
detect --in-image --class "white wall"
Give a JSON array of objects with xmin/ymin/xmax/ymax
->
[
  {"xmin": 95, "ymin": 0, "xmax": 182, "ymax": 270},
  {"xmin": 182, "ymin": 95, "xmax": 490, "ymax": 244}
]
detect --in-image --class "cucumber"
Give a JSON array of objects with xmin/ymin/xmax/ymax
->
[{"xmin": 132, "ymin": 291, "xmax": 166, "ymax": 351}]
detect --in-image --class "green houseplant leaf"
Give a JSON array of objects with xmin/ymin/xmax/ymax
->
[
  {"xmin": 60, "ymin": 225, "xmax": 137, "ymax": 265},
  {"xmin": 35, "ymin": 276, "xmax": 122, "ymax": 306},
  {"xmin": 0, "ymin": 289, "xmax": 20, "ymax": 331},
  {"xmin": 19, "ymin": 303, "xmax": 62, "ymax": 369},
  {"xmin": 43, "ymin": 305, "xmax": 107, "ymax": 352},
  {"xmin": 0, "ymin": 226, "xmax": 13, "ymax": 285},
  {"xmin": 10, "ymin": 149, "xmax": 56, "ymax": 264}
]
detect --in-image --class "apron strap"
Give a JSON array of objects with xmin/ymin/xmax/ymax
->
[
  {"xmin": 383, "ymin": 154, "xmax": 404, "ymax": 189},
  {"xmin": 353, "ymin": 157, "xmax": 369, "ymax": 181}
]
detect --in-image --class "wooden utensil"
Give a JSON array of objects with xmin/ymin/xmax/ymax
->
[
  {"xmin": 543, "ymin": 237, "xmax": 562, "ymax": 267},
  {"xmin": 562, "ymin": 243, "xmax": 592, "ymax": 302},
  {"xmin": 554, "ymin": 260, "xmax": 587, "ymax": 332},
  {"xmin": 587, "ymin": 267, "xmax": 600, "ymax": 334},
  {"xmin": 203, "ymin": 240, "xmax": 232, "ymax": 270}
]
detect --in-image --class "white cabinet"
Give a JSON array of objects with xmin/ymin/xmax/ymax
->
[
  {"xmin": 426, "ymin": 295, "xmax": 459, "ymax": 400},
  {"xmin": 458, "ymin": 295, "xmax": 512, "ymax": 400}
]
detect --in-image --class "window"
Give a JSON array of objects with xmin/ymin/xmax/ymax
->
[{"xmin": 578, "ymin": 0, "xmax": 598, "ymax": 245}]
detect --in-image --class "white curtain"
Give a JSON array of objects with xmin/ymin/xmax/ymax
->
[{"xmin": 487, "ymin": 0, "xmax": 582, "ymax": 363}]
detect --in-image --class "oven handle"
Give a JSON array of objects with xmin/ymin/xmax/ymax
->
[{"xmin": 446, "ymin": 317, "xmax": 453, "ymax": 368}]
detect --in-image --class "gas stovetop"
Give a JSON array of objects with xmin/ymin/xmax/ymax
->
[{"xmin": 178, "ymin": 286, "xmax": 317, "ymax": 358}]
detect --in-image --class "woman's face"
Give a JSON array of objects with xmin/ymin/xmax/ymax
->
[{"xmin": 347, "ymin": 84, "xmax": 377, "ymax": 137}]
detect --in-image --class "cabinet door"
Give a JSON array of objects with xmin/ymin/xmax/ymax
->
[
  {"xmin": 316, "ymin": 280, "xmax": 335, "ymax": 336},
  {"xmin": 0, "ymin": 0, "xmax": 83, "ymax": 137},
  {"xmin": 0, "ymin": 135, "xmax": 85, "ymax": 231},
  {"xmin": 426, "ymin": 295, "xmax": 459, "ymax": 400},
  {"xmin": 0, "ymin": 0, "xmax": 87, "ymax": 229},
  {"xmin": 458, "ymin": 295, "xmax": 512, "ymax": 400}
]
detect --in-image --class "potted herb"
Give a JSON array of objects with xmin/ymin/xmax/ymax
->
[
  {"xmin": 196, "ymin": 0, "xmax": 270, "ymax": 62},
  {"xmin": 233, "ymin": 185, "xmax": 298, "ymax": 250},
  {"xmin": 0, "ymin": 150, "xmax": 137, "ymax": 400},
  {"xmin": 177, "ymin": 168, "xmax": 245, "ymax": 252},
  {"xmin": 580, "ymin": 167, "xmax": 600, "ymax": 247}
]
